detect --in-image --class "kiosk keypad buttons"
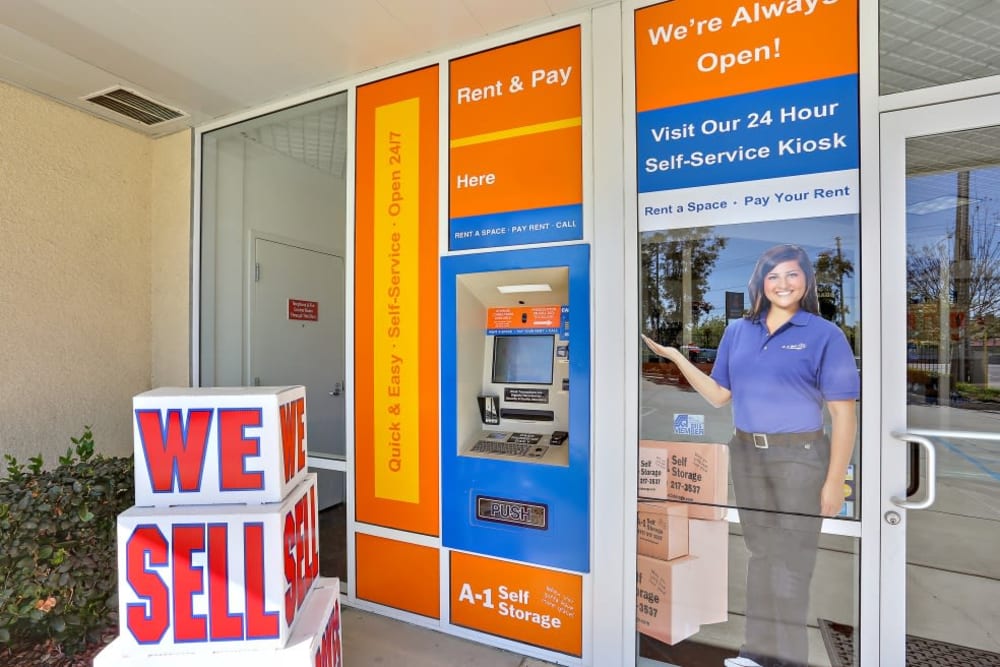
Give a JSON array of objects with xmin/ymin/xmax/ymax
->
[
  {"xmin": 549, "ymin": 431, "xmax": 568, "ymax": 445},
  {"xmin": 472, "ymin": 440, "xmax": 530, "ymax": 456},
  {"xmin": 470, "ymin": 438, "xmax": 551, "ymax": 459}
]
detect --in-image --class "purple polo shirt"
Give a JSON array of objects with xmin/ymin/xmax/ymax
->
[{"xmin": 710, "ymin": 310, "xmax": 860, "ymax": 433}]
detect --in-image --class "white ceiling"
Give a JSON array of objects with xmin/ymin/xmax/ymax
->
[
  {"xmin": 1, "ymin": 0, "xmax": 999, "ymax": 159},
  {"xmin": 0, "ymin": 0, "xmax": 611, "ymax": 136}
]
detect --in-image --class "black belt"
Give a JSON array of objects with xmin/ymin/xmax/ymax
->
[{"xmin": 733, "ymin": 428, "xmax": 824, "ymax": 449}]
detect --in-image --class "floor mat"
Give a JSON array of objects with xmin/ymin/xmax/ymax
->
[{"xmin": 818, "ymin": 618, "xmax": 1000, "ymax": 667}]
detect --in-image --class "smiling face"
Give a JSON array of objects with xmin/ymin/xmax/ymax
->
[{"xmin": 763, "ymin": 260, "xmax": 806, "ymax": 313}]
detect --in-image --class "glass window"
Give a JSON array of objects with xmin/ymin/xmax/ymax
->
[
  {"xmin": 902, "ymin": 128, "xmax": 1000, "ymax": 653},
  {"xmin": 638, "ymin": 219, "xmax": 861, "ymax": 667},
  {"xmin": 199, "ymin": 92, "xmax": 349, "ymax": 583}
]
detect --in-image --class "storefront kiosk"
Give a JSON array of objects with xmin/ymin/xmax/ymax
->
[{"xmin": 441, "ymin": 245, "xmax": 590, "ymax": 573}]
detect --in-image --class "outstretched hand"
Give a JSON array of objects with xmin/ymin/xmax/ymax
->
[{"xmin": 641, "ymin": 334, "xmax": 675, "ymax": 360}]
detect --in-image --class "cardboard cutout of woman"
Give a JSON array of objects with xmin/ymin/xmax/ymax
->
[{"xmin": 643, "ymin": 244, "xmax": 859, "ymax": 667}]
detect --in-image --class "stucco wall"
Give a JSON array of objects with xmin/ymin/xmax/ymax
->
[
  {"xmin": 151, "ymin": 130, "xmax": 192, "ymax": 388},
  {"xmin": 0, "ymin": 81, "xmax": 190, "ymax": 462}
]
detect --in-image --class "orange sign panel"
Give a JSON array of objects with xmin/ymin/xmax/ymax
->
[
  {"xmin": 355, "ymin": 66, "xmax": 440, "ymax": 536},
  {"xmin": 635, "ymin": 0, "xmax": 858, "ymax": 112},
  {"xmin": 356, "ymin": 534, "xmax": 440, "ymax": 619},
  {"xmin": 450, "ymin": 551, "xmax": 583, "ymax": 656},
  {"xmin": 486, "ymin": 305, "xmax": 562, "ymax": 330},
  {"xmin": 449, "ymin": 27, "xmax": 582, "ymax": 221}
]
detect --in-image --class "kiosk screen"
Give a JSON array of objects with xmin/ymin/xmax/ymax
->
[{"xmin": 491, "ymin": 335, "xmax": 554, "ymax": 385}]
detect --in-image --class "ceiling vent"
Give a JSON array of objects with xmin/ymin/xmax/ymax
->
[{"xmin": 82, "ymin": 87, "xmax": 186, "ymax": 126}]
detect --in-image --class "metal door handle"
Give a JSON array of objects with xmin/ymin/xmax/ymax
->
[
  {"xmin": 329, "ymin": 381, "xmax": 344, "ymax": 397},
  {"xmin": 890, "ymin": 431, "xmax": 937, "ymax": 510}
]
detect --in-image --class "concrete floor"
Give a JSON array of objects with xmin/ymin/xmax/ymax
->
[{"xmin": 341, "ymin": 606, "xmax": 561, "ymax": 666}]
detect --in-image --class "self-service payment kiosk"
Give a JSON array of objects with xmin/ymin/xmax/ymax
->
[{"xmin": 441, "ymin": 245, "xmax": 590, "ymax": 573}]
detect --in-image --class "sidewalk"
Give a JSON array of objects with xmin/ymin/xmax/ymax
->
[{"xmin": 341, "ymin": 606, "xmax": 561, "ymax": 667}]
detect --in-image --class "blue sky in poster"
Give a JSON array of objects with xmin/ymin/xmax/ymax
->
[{"xmin": 643, "ymin": 214, "xmax": 859, "ymax": 326}]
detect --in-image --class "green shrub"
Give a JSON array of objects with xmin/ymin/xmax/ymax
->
[{"xmin": 0, "ymin": 427, "xmax": 133, "ymax": 652}]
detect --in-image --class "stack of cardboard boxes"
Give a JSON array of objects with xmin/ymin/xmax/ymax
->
[
  {"xmin": 636, "ymin": 440, "xmax": 730, "ymax": 645},
  {"xmin": 95, "ymin": 387, "xmax": 342, "ymax": 667}
]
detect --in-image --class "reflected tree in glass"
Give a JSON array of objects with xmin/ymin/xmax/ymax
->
[{"xmin": 640, "ymin": 228, "xmax": 727, "ymax": 348}]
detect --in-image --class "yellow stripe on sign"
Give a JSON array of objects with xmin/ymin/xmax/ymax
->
[
  {"xmin": 449, "ymin": 116, "xmax": 582, "ymax": 148},
  {"xmin": 373, "ymin": 98, "xmax": 421, "ymax": 503}
]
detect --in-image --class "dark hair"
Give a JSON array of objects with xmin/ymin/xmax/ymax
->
[{"xmin": 746, "ymin": 244, "xmax": 819, "ymax": 321}]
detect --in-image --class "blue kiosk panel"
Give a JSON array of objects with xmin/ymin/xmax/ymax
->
[{"xmin": 441, "ymin": 244, "xmax": 590, "ymax": 573}]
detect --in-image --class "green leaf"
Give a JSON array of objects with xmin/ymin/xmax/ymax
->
[{"xmin": 78, "ymin": 506, "xmax": 94, "ymax": 522}]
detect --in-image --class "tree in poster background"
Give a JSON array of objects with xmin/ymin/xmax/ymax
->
[
  {"xmin": 640, "ymin": 228, "xmax": 726, "ymax": 345},
  {"xmin": 814, "ymin": 241, "xmax": 854, "ymax": 327}
]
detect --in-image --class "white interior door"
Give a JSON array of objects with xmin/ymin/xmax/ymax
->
[
  {"xmin": 251, "ymin": 236, "xmax": 346, "ymax": 509},
  {"xmin": 880, "ymin": 95, "xmax": 1000, "ymax": 665}
]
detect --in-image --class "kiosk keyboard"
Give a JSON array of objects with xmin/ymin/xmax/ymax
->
[{"xmin": 470, "ymin": 439, "xmax": 549, "ymax": 458}]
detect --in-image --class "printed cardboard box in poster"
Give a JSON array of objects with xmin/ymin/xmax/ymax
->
[
  {"xmin": 638, "ymin": 440, "xmax": 729, "ymax": 520},
  {"xmin": 636, "ymin": 501, "xmax": 689, "ymax": 561},
  {"xmin": 636, "ymin": 554, "xmax": 701, "ymax": 645}
]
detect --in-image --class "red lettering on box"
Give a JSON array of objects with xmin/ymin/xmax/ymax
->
[
  {"xmin": 315, "ymin": 600, "xmax": 343, "ymax": 667},
  {"xmin": 244, "ymin": 523, "xmax": 280, "ymax": 639},
  {"xmin": 283, "ymin": 511, "xmax": 298, "ymax": 624},
  {"xmin": 126, "ymin": 525, "xmax": 170, "ymax": 644},
  {"xmin": 218, "ymin": 408, "xmax": 265, "ymax": 491},
  {"xmin": 283, "ymin": 485, "xmax": 319, "ymax": 627},
  {"xmin": 207, "ymin": 524, "xmax": 244, "ymax": 641},
  {"xmin": 172, "ymin": 525, "xmax": 208, "ymax": 642},
  {"xmin": 123, "ymin": 518, "xmax": 285, "ymax": 649},
  {"xmin": 307, "ymin": 485, "xmax": 319, "ymax": 580},
  {"xmin": 280, "ymin": 398, "xmax": 307, "ymax": 483},
  {"xmin": 136, "ymin": 409, "xmax": 212, "ymax": 493}
]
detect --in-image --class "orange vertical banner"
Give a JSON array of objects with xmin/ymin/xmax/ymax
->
[{"xmin": 355, "ymin": 66, "xmax": 439, "ymax": 535}]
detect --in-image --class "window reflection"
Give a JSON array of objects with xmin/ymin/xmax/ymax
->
[
  {"xmin": 637, "ymin": 216, "xmax": 861, "ymax": 666},
  {"xmin": 906, "ymin": 165, "xmax": 1000, "ymax": 412}
]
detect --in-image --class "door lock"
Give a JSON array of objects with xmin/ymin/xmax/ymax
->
[
  {"xmin": 330, "ymin": 381, "xmax": 344, "ymax": 397},
  {"xmin": 884, "ymin": 510, "xmax": 901, "ymax": 525}
]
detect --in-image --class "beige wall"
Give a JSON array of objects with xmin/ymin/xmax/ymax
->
[
  {"xmin": 0, "ymin": 81, "xmax": 191, "ymax": 463},
  {"xmin": 151, "ymin": 130, "xmax": 192, "ymax": 388}
]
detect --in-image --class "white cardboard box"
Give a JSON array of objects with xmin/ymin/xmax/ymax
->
[
  {"xmin": 114, "ymin": 475, "xmax": 319, "ymax": 655},
  {"xmin": 132, "ymin": 386, "xmax": 309, "ymax": 506},
  {"xmin": 95, "ymin": 578, "xmax": 342, "ymax": 666}
]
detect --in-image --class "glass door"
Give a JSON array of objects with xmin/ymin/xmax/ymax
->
[{"xmin": 880, "ymin": 95, "xmax": 1000, "ymax": 666}]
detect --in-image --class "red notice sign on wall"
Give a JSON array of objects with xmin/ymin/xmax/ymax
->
[{"xmin": 288, "ymin": 299, "xmax": 319, "ymax": 321}]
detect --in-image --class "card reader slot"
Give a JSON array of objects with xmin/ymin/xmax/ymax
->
[{"xmin": 500, "ymin": 408, "xmax": 554, "ymax": 421}]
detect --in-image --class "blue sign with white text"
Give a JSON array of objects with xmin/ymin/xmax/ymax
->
[
  {"xmin": 637, "ymin": 75, "xmax": 858, "ymax": 193},
  {"xmin": 450, "ymin": 204, "xmax": 583, "ymax": 250}
]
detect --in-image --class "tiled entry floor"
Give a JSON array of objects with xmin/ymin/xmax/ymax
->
[
  {"xmin": 342, "ymin": 605, "xmax": 561, "ymax": 667},
  {"xmin": 323, "ymin": 505, "xmax": 560, "ymax": 666}
]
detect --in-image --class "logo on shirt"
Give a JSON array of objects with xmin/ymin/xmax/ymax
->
[{"xmin": 781, "ymin": 343, "xmax": 807, "ymax": 350}]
